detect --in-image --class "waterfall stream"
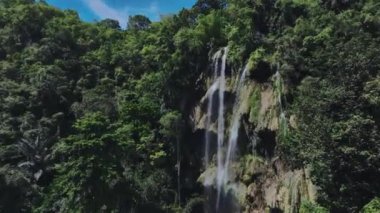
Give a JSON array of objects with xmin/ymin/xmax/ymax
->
[
  {"xmin": 216, "ymin": 47, "xmax": 228, "ymax": 208},
  {"xmin": 274, "ymin": 66, "xmax": 288, "ymax": 137},
  {"xmin": 204, "ymin": 47, "xmax": 250, "ymax": 211},
  {"xmin": 204, "ymin": 50, "xmax": 222, "ymax": 168},
  {"xmin": 223, "ymin": 64, "xmax": 248, "ymax": 185}
]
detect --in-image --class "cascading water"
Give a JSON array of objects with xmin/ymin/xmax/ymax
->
[
  {"xmin": 274, "ymin": 65, "xmax": 288, "ymax": 136},
  {"xmin": 223, "ymin": 64, "xmax": 249, "ymax": 185},
  {"xmin": 204, "ymin": 48, "xmax": 252, "ymax": 212},
  {"xmin": 204, "ymin": 50, "xmax": 222, "ymax": 168},
  {"xmin": 216, "ymin": 47, "xmax": 228, "ymax": 208},
  {"xmin": 202, "ymin": 53, "xmax": 294, "ymax": 212},
  {"xmin": 203, "ymin": 47, "xmax": 228, "ymax": 210}
]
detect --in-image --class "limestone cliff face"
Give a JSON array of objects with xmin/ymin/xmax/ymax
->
[
  {"xmin": 244, "ymin": 159, "xmax": 317, "ymax": 213},
  {"xmin": 190, "ymin": 63, "xmax": 317, "ymax": 213}
]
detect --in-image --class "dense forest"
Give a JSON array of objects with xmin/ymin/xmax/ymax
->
[{"xmin": 0, "ymin": 0, "xmax": 379, "ymax": 212}]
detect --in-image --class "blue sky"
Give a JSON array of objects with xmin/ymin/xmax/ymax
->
[{"xmin": 46, "ymin": 0, "xmax": 196, "ymax": 28}]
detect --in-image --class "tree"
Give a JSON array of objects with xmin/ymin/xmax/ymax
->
[
  {"xmin": 362, "ymin": 198, "xmax": 380, "ymax": 213},
  {"xmin": 38, "ymin": 113, "xmax": 130, "ymax": 212},
  {"xmin": 127, "ymin": 15, "xmax": 151, "ymax": 30},
  {"xmin": 193, "ymin": 0, "xmax": 226, "ymax": 13},
  {"xmin": 0, "ymin": 0, "xmax": 34, "ymax": 7},
  {"xmin": 98, "ymin": 18, "xmax": 121, "ymax": 29}
]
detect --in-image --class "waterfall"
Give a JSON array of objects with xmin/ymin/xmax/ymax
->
[
  {"xmin": 204, "ymin": 50, "xmax": 222, "ymax": 168},
  {"xmin": 202, "ymin": 52, "xmax": 290, "ymax": 212},
  {"xmin": 223, "ymin": 64, "xmax": 249, "ymax": 185},
  {"xmin": 274, "ymin": 65, "xmax": 287, "ymax": 136},
  {"xmin": 204, "ymin": 47, "xmax": 250, "ymax": 211},
  {"xmin": 216, "ymin": 47, "xmax": 228, "ymax": 209}
]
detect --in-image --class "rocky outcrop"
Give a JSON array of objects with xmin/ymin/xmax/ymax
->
[
  {"xmin": 255, "ymin": 84, "xmax": 279, "ymax": 131},
  {"xmin": 197, "ymin": 155, "xmax": 318, "ymax": 213},
  {"xmin": 244, "ymin": 158, "xmax": 317, "ymax": 213}
]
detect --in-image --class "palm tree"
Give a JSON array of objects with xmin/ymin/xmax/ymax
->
[{"xmin": 17, "ymin": 126, "xmax": 58, "ymax": 184}]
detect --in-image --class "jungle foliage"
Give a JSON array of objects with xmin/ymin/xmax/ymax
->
[{"xmin": 0, "ymin": 0, "xmax": 379, "ymax": 212}]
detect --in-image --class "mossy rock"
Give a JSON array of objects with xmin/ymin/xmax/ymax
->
[
  {"xmin": 198, "ymin": 165, "xmax": 217, "ymax": 186},
  {"xmin": 247, "ymin": 48, "xmax": 274, "ymax": 83},
  {"xmin": 248, "ymin": 86, "xmax": 261, "ymax": 124},
  {"xmin": 239, "ymin": 155, "xmax": 265, "ymax": 184}
]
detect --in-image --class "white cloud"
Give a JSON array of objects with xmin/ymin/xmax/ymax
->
[
  {"xmin": 82, "ymin": 0, "xmax": 128, "ymax": 28},
  {"xmin": 82, "ymin": 0, "xmax": 163, "ymax": 28}
]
